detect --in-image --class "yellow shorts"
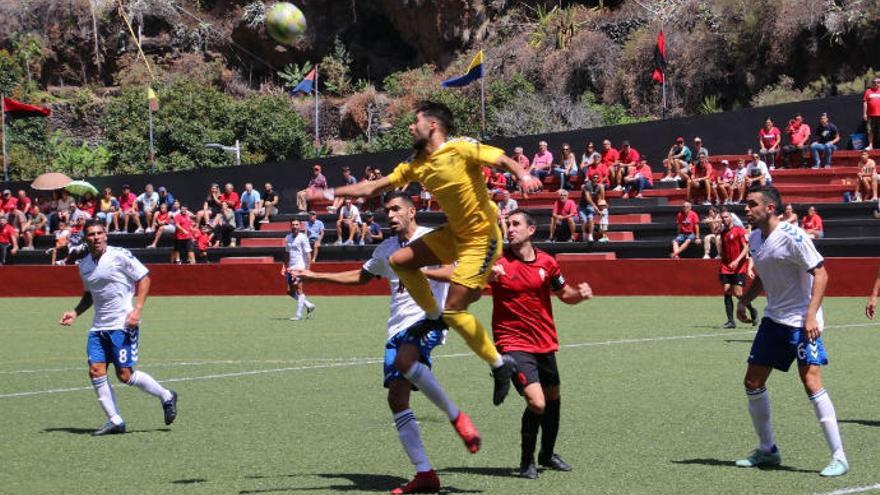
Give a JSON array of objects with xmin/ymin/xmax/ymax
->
[{"xmin": 420, "ymin": 223, "xmax": 502, "ymax": 289}]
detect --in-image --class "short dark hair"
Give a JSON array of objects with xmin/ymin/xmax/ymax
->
[
  {"xmin": 748, "ymin": 184, "xmax": 783, "ymax": 211},
  {"xmin": 507, "ymin": 209, "xmax": 535, "ymax": 227},
  {"xmin": 83, "ymin": 219, "xmax": 106, "ymax": 232},
  {"xmin": 384, "ymin": 191, "xmax": 415, "ymax": 208},
  {"xmin": 415, "ymin": 101, "xmax": 454, "ymax": 134}
]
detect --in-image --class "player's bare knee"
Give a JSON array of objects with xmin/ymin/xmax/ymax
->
[
  {"xmin": 743, "ymin": 375, "xmax": 766, "ymax": 390},
  {"xmin": 116, "ymin": 367, "xmax": 133, "ymax": 383},
  {"xmin": 88, "ymin": 364, "xmax": 106, "ymax": 379},
  {"xmin": 394, "ymin": 348, "xmax": 418, "ymax": 374},
  {"xmin": 526, "ymin": 396, "xmax": 546, "ymax": 414}
]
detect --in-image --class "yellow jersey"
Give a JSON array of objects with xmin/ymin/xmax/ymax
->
[{"xmin": 387, "ymin": 138, "xmax": 505, "ymax": 239}]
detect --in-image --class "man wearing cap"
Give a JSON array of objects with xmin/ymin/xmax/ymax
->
[
  {"xmin": 691, "ymin": 137, "xmax": 709, "ymax": 167},
  {"xmin": 360, "ymin": 211, "xmax": 384, "ymax": 246},
  {"xmin": 297, "ymin": 165, "xmax": 328, "ymax": 213},
  {"xmin": 863, "ymin": 77, "xmax": 880, "ymax": 150},
  {"xmin": 810, "ymin": 113, "xmax": 840, "ymax": 169},
  {"xmin": 157, "ymin": 187, "xmax": 174, "ymax": 209},
  {"xmin": 663, "ymin": 137, "xmax": 692, "ymax": 184}
]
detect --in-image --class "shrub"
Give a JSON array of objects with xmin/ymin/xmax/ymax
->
[{"xmin": 233, "ymin": 93, "xmax": 309, "ymax": 163}]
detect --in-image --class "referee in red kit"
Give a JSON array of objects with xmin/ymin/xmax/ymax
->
[{"xmin": 488, "ymin": 209, "xmax": 593, "ymax": 479}]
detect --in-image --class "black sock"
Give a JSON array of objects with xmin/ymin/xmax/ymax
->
[
  {"xmin": 724, "ymin": 294, "xmax": 734, "ymax": 322},
  {"xmin": 521, "ymin": 407, "xmax": 541, "ymax": 463},
  {"xmin": 539, "ymin": 398, "xmax": 561, "ymax": 461}
]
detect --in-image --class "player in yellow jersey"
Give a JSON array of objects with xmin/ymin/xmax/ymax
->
[{"xmin": 312, "ymin": 101, "xmax": 542, "ymax": 405}]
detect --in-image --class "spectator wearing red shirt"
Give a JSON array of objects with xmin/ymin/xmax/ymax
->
[
  {"xmin": 758, "ymin": 118, "xmax": 782, "ymax": 169},
  {"xmin": 1, "ymin": 189, "xmax": 16, "ymax": 214},
  {"xmin": 781, "ymin": 114, "xmax": 811, "ymax": 168},
  {"xmin": 220, "ymin": 183, "xmax": 241, "ymax": 210},
  {"xmin": 688, "ymin": 155, "xmax": 715, "ymax": 205},
  {"xmin": 863, "ymin": 77, "xmax": 880, "ymax": 150},
  {"xmin": 718, "ymin": 209, "xmax": 756, "ymax": 329},
  {"xmin": 489, "ymin": 169, "xmax": 508, "ymax": 196},
  {"xmin": 0, "ymin": 189, "xmax": 26, "ymax": 229},
  {"xmin": 614, "ymin": 141, "xmax": 640, "ymax": 191},
  {"xmin": 802, "ymin": 206, "xmax": 824, "ymax": 239},
  {"xmin": 622, "ymin": 158, "xmax": 653, "ymax": 199},
  {"xmin": 671, "ymin": 201, "xmax": 701, "ymax": 259},
  {"xmin": 548, "ymin": 189, "xmax": 577, "ymax": 242},
  {"xmin": 118, "ymin": 185, "xmax": 143, "ymax": 233},
  {"xmin": 146, "ymin": 202, "xmax": 175, "ymax": 248},
  {"xmin": 600, "ymin": 139, "xmax": 620, "ymax": 189},
  {"xmin": 171, "ymin": 205, "xmax": 196, "ymax": 264},
  {"xmin": 0, "ymin": 215, "xmax": 18, "ymax": 264},
  {"xmin": 529, "ymin": 141, "xmax": 554, "ymax": 183},
  {"xmin": 296, "ymin": 165, "xmax": 328, "ymax": 213},
  {"xmin": 489, "ymin": 209, "xmax": 592, "ymax": 479}
]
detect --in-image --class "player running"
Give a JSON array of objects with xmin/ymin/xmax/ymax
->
[
  {"xmin": 282, "ymin": 219, "xmax": 315, "ymax": 321},
  {"xmin": 718, "ymin": 209, "xmax": 757, "ymax": 329},
  {"xmin": 58, "ymin": 219, "xmax": 178, "ymax": 435},
  {"xmin": 311, "ymin": 101, "xmax": 542, "ymax": 405},
  {"xmin": 488, "ymin": 209, "xmax": 592, "ymax": 479},
  {"xmin": 735, "ymin": 185, "xmax": 848, "ymax": 477},
  {"xmin": 299, "ymin": 192, "xmax": 480, "ymax": 494},
  {"xmin": 866, "ymin": 264, "xmax": 880, "ymax": 320}
]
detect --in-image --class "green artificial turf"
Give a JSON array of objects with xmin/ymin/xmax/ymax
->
[{"xmin": 1, "ymin": 295, "xmax": 878, "ymax": 494}]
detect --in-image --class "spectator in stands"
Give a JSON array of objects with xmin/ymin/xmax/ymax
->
[
  {"xmin": 419, "ymin": 185, "xmax": 433, "ymax": 212},
  {"xmin": 622, "ymin": 158, "xmax": 653, "ymax": 199},
  {"xmin": 779, "ymin": 203, "xmax": 799, "ymax": 225},
  {"xmin": 196, "ymin": 184, "xmax": 222, "ymax": 227},
  {"xmin": 782, "ymin": 114, "xmax": 811, "ymax": 168},
  {"xmin": 194, "ymin": 224, "xmax": 211, "ymax": 263},
  {"xmin": 137, "ymin": 183, "xmax": 159, "ymax": 232},
  {"xmin": 497, "ymin": 189, "xmax": 518, "ymax": 241},
  {"xmin": 579, "ymin": 174, "xmax": 603, "ymax": 242},
  {"xmin": 614, "ymin": 141, "xmax": 640, "ymax": 192},
  {"xmin": 585, "ymin": 146, "xmax": 610, "ymax": 190},
  {"xmin": 360, "ymin": 211, "xmax": 383, "ymax": 246},
  {"xmin": 600, "ymin": 139, "xmax": 621, "ymax": 190},
  {"xmin": 171, "ymin": 205, "xmax": 196, "ymax": 264},
  {"xmin": 688, "ymin": 155, "xmax": 715, "ymax": 205},
  {"xmin": 549, "ymin": 189, "xmax": 577, "ymax": 242},
  {"xmin": 297, "ymin": 165, "xmax": 328, "ymax": 213},
  {"xmin": 1, "ymin": 189, "xmax": 23, "ymax": 230},
  {"xmin": 253, "ymin": 182, "xmax": 279, "ymax": 226},
  {"xmin": 746, "ymin": 152, "xmax": 772, "ymax": 188},
  {"xmin": 854, "ymin": 150, "xmax": 877, "ymax": 202},
  {"xmin": 488, "ymin": 168, "xmax": 508, "ymax": 196},
  {"xmin": 701, "ymin": 206, "xmax": 723, "ymax": 259},
  {"xmin": 12, "ymin": 190, "xmax": 31, "ymax": 230},
  {"xmin": 48, "ymin": 219, "xmax": 70, "ymax": 265},
  {"xmin": 329, "ymin": 166, "xmax": 358, "ymax": 214},
  {"xmin": 235, "ymin": 182, "xmax": 261, "ymax": 231},
  {"xmin": 79, "ymin": 192, "xmax": 97, "ymax": 219},
  {"xmin": 758, "ymin": 117, "xmax": 782, "ymax": 169},
  {"xmin": 21, "ymin": 204, "xmax": 46, "ymax": 250},
  {"xmin": 157, "ymin": 186, "xmax": 174, "ymax": 209},
  {"xmin": 118, "ymin": 184, "xmax": 142, "ymax": 233},
  {"xmin": 557, "ymin": 143, "xmax": 579, "ymax": 190},
  {"xmin": 716, "ymin": 160, "xmax": 735, "ymax": 205},
  {"xmin": 671, "ymin": 201, "xmax": 701, "ymax": 259},
  {"xmin": 306, "ymin": 210, "xmax": 324, "ymax": 263},
  {"xmin": 96, "ymin": 187, "xmax": 120, "ymax": 232},
  {"xmin": 50, "ymin": 189, "xmax": 75, "ymax": 232},
  {"xmin": 662, "ymin": 137, "xmax": 691, "ymax": 185},
  {"xmin": 211, "ymin": 201, "xmax": 236, "ymax": 247},
  {"xmin": 596, "ymin": 199, "xmax": 609, "ymax": 242},
  {"xmin": 580, "ymin": 142, "xmax": 602, "ymax": 181},
  {"xmin": 220, "ymin": 183, "xmax": 241, "ymax": 211},
  {"xmin": 691, "ymin": 137, "xmax": 709, "ymax": 168},
  {"xmin": 863, "ymin": 76, "xmax": 880, "ymax": 150},
  {"xmin": 0, "ymin": 215, "xmax": 18, "ymax": 264},
  {"xmin": 507, "ymin": 146, "xmax": 530, "ymax": 192},
  {"xmin": 802, "ymin": 206, "xmax": 824, "ymax": 239},
  {"xmin": 810, "ymin": 113, "xmax": 840, "ymax": 169},
  {"xmin": 146, "ymin": 202, "xmax": 175, "ymax": 248},
  {"xmin": 529, "ymin": 140, "xmax": 553, "ymax": 184},
  {"xmin": 336, "ymin": 198, "xmax": 362, "ymax": 246}
]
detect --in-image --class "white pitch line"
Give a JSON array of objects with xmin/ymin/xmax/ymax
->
[
  {"xmin": 813, "ymin": 483, "xmax": 880, "ymax": 495},
  {"xmin": 2, "ymin": 322, "xmax": 876, "ymax": 400}
]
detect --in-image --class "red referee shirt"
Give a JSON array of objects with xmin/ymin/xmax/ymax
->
[
  {"xmin": 720, "ymin": 225, "xmax": 748, "ymax": 274},
  {"xmin": 490, "ymin": 248, "xmax": 565, "ymax": 354}
]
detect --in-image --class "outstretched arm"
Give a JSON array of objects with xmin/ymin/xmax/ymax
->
[
  {"xmin": 422, "ymin": 265, "xmax": 454, "ymax": 283},
  {"xmin": 318, "ymin": 177, "xmax": 395, "ymax": 202},
  {"xmin": 299, "ymin": 268, "xmax": 373, "ymax": 285}
]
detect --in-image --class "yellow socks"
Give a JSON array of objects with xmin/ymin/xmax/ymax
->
[
  {"xmin": 390, "ymin": 262, "xmax": 440, "ymax": 317},
  {"xmin": 442, "ymin": 310, "xmax": 502, "ymax": 366}
]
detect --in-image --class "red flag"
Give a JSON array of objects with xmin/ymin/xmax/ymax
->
[
  {"xmin": 651, "ymin": 31, "xmax": 667, "ymax": 84},
  {"xmin": 2, "ymin": 97, "xmax": 51, "ymax": 117}
]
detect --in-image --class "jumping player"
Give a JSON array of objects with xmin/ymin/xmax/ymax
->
[
  {"xmin": 58, "ymin": 219, "xmax": 178, "ymax": 435},
  {"xmin": 299, "ymin": 192, "xmax": 480, "ymax": 494},
  {"xmin": 735, "ymin": 185, "xmax": 848, "ymax": 477},
  {"xmin": 282, "ymin": 219, "xmax": 315, "ymax": 321},
  {"xmin": 311, "ymin": 101, "xmax": 542, "ymax": 405},
  {"xmin": 719, "ymin": 209, "xmax": 757, "ymax": 329},
  {"xmin": 488, "ymin": 209, "xmax": 592, "ymax": 479}
]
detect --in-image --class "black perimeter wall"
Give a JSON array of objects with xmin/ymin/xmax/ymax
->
[{"xmin": 4, "ymin": 94, "xmax": 864, "ymax": 212}]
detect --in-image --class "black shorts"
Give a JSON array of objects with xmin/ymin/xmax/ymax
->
[
  {"xmin": 719, "ymin": 273, "xmax": 745, "ymax": 287},
  {"xmin": 506, "ymin": 351, "xmax": 560, "ymax": 395},
  {"xmin": 174, "ymin": 238, "xmax": 194, "ymax": 255}
]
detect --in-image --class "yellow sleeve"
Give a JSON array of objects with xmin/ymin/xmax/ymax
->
[
  {"xmin": 387, "ymin": 162, "xmax": 414, "ymax": 189},
  {"xmin": 454, "ymin": 140, "xmax": 505, "ymax": 167}
]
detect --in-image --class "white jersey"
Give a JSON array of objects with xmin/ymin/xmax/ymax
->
[
  {"xmin": 340, "ymin": 204, "xmax": 362, "ymax": 224},
  {"xmin": 749, "ymin": 222, "xmax": 824, "ymax": 328},
  {"xmin": 78, "ymin": 246, "xmax": 150, "ymax": 331},
  {"xmin": 747, "ymin": 160, "xmax": 772, "ymax": 182},
  {"xmin": 362, "ymin": 226, "xmax": 449, "ymax": 339},
  {"xmin": 284, "ymin": 232, "xmax": 311, "ymax": 270}
]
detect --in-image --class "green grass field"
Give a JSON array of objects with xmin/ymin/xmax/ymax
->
[{"xmin": 2, "ymin": 295, "xmax": 879, "ymax": 495}]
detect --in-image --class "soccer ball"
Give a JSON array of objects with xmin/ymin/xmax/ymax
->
[{"xmin": 266, "ymin": 2, "xmax": 307, "ymax": 45}]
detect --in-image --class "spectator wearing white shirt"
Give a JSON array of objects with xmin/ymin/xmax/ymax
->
[
  {"xmin": 497, "ymin": 190, "xmax": 519, "ymax": 241},
  {"xmin": 746, "ymin": 153, "xmax": 772, "ymax": 189},
  {"xmin": 136, "ymin": 184, "xmax": 159, "ymax": 232},
  {"xmin": 336, "ymin": 198, "xmax": 362, "ymax": 246}
]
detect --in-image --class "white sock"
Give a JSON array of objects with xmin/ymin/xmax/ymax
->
[
  {"xmin": 746, "ymin": 387, "xmax": 776, "ymax": 452},
  {"xmin": 491, "ymin": 356, "xmax": 504, "ymax": 368},
  {"xmin": 403, "ymin": 362, "xmax": 459, "ymax": 422},
  {"xmin": 127, "ymin": 370, "xmax": 173, "ymax": 402},
  {"xmin": 394, "ymin": 409, "xmax": 432, "ymax": 472},
  {"xmin": 810, "ymin": 388, "xmax": 846, "ymax": 462},
  {"xmin": 92, "ymin": 376, "xmax": 123, "ymax": 425},
  {"xmin": 296, "ymin": 294, "xmax": 305, "ymax": 318},
  {"xmin": 303, "ymin": 297, "xmax": 315, "ymax": 310},
  {"xmin": 426, "ymin": 309, "xmax": 442, "ymax": 320}
]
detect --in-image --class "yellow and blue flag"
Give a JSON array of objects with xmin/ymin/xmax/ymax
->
[{"xmin": 441, "ymin": 50, "xmax": 483, "ymax": 88}]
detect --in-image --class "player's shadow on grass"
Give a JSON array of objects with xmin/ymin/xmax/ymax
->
[
  {"xmin": 671, "ymin": 458, "xmax": 814, "ymax": 473},
  {"xmin": 723, "ymin": 339, "xmax": 753, "ymax": 343},
  {"xmin": 42, "ymin": 426, "xmax": 171, "ymax": 435},
  {"xmin": 439, "ymin": 466, "xmax": 516, "ymax": 478},
  {"xmin": 840, "ymin": 419, "xmax": 880, "ymax": 427},
  {"xmin": 239, "ymin": 473, "xmax": 482, "ymax": 493}
]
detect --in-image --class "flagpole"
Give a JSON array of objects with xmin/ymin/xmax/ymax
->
[
  {"xmin": 148, "ymin": 100, "xmax": 155, "ymax": 173},
  {"xmin": 479, "ymin": 70, "xmax": 486, "ymax": 138},
  {"xmin": 1, "ymin": 94, "xmax": 7, "ymax": 183},
  {"xmin": 314, "ymin": 65, "xmax": 320, "ymax": 155},
  {"xmin": 660, "ymin": 24, "xmax": 667, "ymax": 119}
]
